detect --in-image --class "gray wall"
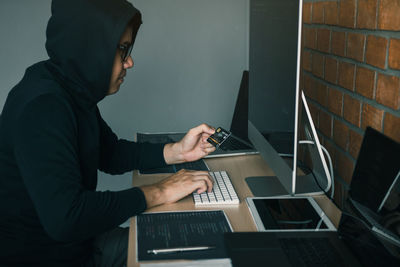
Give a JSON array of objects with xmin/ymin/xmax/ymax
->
[
  {"xmin": 0, "ymin": 0, "xmax": 249, "ymax": 191},
  {"xmin": 0, "ymin": 0, "xmax": 51, "ymax": 109}
]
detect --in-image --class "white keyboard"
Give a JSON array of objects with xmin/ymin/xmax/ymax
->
[{"xmin": 193, "ymin": 171, "xmax": 239, "ymax": 205}]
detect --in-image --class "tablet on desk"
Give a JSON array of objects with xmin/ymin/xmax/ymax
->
[{"xmin": 246, "ymin": 196, "xmax": 336, "ymax": 232}]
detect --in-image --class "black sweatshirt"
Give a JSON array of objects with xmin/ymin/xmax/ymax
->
[{"xmin": 0, "ymin": 0, "xmax": 167, "ymax": 265}]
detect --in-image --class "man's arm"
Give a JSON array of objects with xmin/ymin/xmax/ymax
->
[
  {"xmin": 96, "ymin": 111, "xmax": 216, "ymax": 209},
  {"xmin": 96, "ymin": 109, "xmax": 167, "ymax": 174},
  {"xmin": 97, "ymin": 109, "xmax": 216, "ymax": 173}
]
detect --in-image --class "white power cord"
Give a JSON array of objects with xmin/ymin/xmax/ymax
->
[{"xmin": 299, "ymin": 140, "xmax": 335, "ymax": 199}]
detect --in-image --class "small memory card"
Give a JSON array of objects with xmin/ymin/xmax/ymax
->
[{"xmin": 207, "ymin": 127, "xmax": 231, "ymax": 148}]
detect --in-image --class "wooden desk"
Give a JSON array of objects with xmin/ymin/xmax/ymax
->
[{"xmin": 127, "ymin": 154, "xmax": 341, "ymax": 267}]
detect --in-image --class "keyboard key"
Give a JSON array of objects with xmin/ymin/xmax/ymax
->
[{"xmin": 193, "ymin": 171, "xmax": 239, "ymax": 206}]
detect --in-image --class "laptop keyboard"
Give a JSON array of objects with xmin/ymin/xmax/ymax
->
[
  {"xmin": 279, "ymin": 237, "xmax": 345, "ymax": 267},
  {"xmin": 219, "ymin": 136, "xmax": 252, "ymax": 151},
  {"xmin": 351, "ymin": 200, "xmax": 400, "ymax": 246},
  {"xmin": 175, "ymin": 160, "xmax": 209, "ymax": 172},
  {"xmin": 139, "ymin": 159, "xmax": 208, "ymax": 174},
  {"xmin": 193, "ymin": 171, "xmax": 239, "ymax": 205}
]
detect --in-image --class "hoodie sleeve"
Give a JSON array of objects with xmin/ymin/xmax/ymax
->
[
  {"xmin": 13, "ymin": 94, "xmax": 147, "ymax": 242},
  {"xmin": 96, "ymin": 109, "xmax": 168, "ymax": 175}
]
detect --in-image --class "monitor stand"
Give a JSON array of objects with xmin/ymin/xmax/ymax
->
[
  {"xmin": 294, "ymin": 173, "xmax": 325, "ymax": 195},
  {"xmin": 245, "ymin": 176, "xmax": 289, "ymax": 197},
  {"xmin": 246, "ymin": 174, "xmax": 324, "ymax": 197}
]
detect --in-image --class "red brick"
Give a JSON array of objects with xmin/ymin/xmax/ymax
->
[
  {"xmin": 333, "ymin": 119, "xmax": 349, "ymax": 150},
  {"xmin": 325, "ymin": 57, "xmax": 338, "ymax": 84},
  {"xmin": 315, "ymin": 81, "xmax": 328, "ymax": 107},
  {"xmin": 376, "ymin": 73, "xmax": 400, "ymax": 110},
  {"xmin": 328, "ymin": 87, "xmax": 343, "ymax": 116},
  {"xmin": 300, "ymin": 74, "xmax": 305, "ymax": 90},
  {"xmin": 324, "ymin": 1, "xmax": 339, "ymax": 25},
  {"xmin": 366, "ymin": 35, "xmax": 388, "ymax": 69},
  {"xmin": 335, "ymin": 149, "xmax": 355, "ymax": 184},
  {"xmin": 304, "ymin": 75, "xmax": 317, "ymax": 100},
  {"xmin": 319, "ymin": 110, "xmax": 332, "ymax": 137},
  {"xmin": 308, "ymin": 102, "xmax": 320, "ymax": 128},
  {"xmin": 349, "ymin": 129, "xmax": 363, "ymax": 159},
  {"xmin": 338, "ymin": 61, "xmax": 355, "ymax": 91},
  {"xmin": 343, "ymin": 94, "xmax": 361, "ymax": 127},
  {"xmin": 302, "ymin": 50, "xmax": 312, "ymax": 72},
  {"xmin": 357, "ymin": 0, "xmax": 378, "ymax": 29},
  {"xmin": 303, "ymin": 27, "xmax": 317, "ymax": 49},
  {"xmin": 339, "ymin": 0, "xmax": 357, "ymax": 28},
  {"xmin": 317, "ymin": 28, "xmax": 331, "ymax": 53},
  {"xmin": 331, "ymin": 31, "xmax": 346, "ymax": 57},
  {"xmin": 384, "ymin": 113, "xmax": 400, "ymax": 143},
  {"xmin": 355, "ymin": 66, "xmax": 375, "ymax": 99},
  {"xmin": 361, "ymin": 103, "xmax": 384, "ymax": 131},
  {"xmin": 378, "ymin": 0, "xmax": 400, "ymax": 30},
  {"xmin": 312, "ymin": 53, "xmax": 324, "ymax": 78},
  {"xmin": 312, "ymin": 2, "xmax": 324, "ymax": 24},
  {"xmin": 322, "ymin": 140, "xmax": 336, "ymax": 171},
  {"xmin": 303, "ymin": 2, "xmax": 312, "ymax": 24},
  {"xmin": 346, "ymin": 33, "xmax": 366, "ymax": 62},
  {"xmin": 317, "ymin": 132, "xmax": 324, "ymax": 143},
  {"xmin": 389, "ymin": 38, "xmax": 400, "ymax": 70}
]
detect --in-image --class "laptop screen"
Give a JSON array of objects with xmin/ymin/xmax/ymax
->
[
  {"xmin": 338, "ymin": 211, "xmax": 400, "ymax": 265},
  {"xmin": 349, "ymin": 127, "xmax": 400, "ymax": 213}
]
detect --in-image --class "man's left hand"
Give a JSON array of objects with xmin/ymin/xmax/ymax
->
[{"xmin": 163, "ymin": 124, "xmax": 216, "ymax": 164}]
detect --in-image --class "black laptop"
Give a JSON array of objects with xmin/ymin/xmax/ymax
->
[
  {"xmin": 348, "ymin": 127, "xmax": 400, "ymax": 214},
  {"xmin": 225, "ymin": 210, "xmax": 399, "ymax": 266},
  {"xmin": 224, "ymin": 127, "xmax": 400, "ymax": 266}
]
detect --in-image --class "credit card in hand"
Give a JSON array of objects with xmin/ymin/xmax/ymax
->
[{"xmin": 207, "ymin": 127, "xmax": 231, "ymax": 148}]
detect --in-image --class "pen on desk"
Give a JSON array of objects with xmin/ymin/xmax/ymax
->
[{"xmin": 147, "ymin": 246, "xmax": 216, "ymax": 255}]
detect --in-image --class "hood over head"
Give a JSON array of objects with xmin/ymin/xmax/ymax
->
[{"xmin": 45, "ymin": 0, "xmax": 142, "ymax": 106}]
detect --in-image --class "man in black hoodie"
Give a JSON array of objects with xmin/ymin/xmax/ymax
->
[{"xmin": 0, "ymin": 0, "xmax": 215, "ymax": 266}]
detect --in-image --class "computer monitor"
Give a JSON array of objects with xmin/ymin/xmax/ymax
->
[
  {"xmin": 246, "ymin": 0, "xmax": 331, "ymax": 196},
  {"xmin": 246, "ymin": 0, "xmax": 303, "ymax": 196}
]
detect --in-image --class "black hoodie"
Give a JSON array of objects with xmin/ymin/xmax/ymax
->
[{"xmin": 0, "ymin": 0, "xmax": 167, "ymax": 265}]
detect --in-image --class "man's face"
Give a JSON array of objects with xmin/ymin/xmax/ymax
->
[{"xmin": 108, "ymin": 26, "xmax": 134, "ymax": 95}]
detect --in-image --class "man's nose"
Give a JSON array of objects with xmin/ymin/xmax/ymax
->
[{"xmin": 124, "ymin": 56, "xmax": 134, "ymax": 69}]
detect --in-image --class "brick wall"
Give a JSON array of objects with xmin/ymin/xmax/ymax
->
[{"xmin": 301, "ymin": 0, "xmax": 400, "ymax": 207}]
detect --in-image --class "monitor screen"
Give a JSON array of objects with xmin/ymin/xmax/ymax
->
[
  {"xmin": 380, "ymin": 171, "xmax": 400, "ymax": 215},
  {"xmin": 246, "ymin": 0, "xmax": 303, "ymax": 196},
  {"xmin": 248, "ymin": 0, "xmax": 300, "ymax": 155}
]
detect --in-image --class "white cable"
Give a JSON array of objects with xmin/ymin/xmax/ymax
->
[
  {"xmin": 316, "ymin": 216, "xmax": 324, "ymax": 231},
  {"xmin": 299, "ymin": 140, "xmax": 335, "ymax": 199}
]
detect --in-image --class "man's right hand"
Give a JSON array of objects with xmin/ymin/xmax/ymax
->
[{"xmin": 139, "ymin": 169, "xmax": 213, "ymax": 209}]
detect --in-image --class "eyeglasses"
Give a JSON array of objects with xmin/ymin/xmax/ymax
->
[{"xmin": 117, "ymin": 43, "xmax": 133, "ymax": 62}]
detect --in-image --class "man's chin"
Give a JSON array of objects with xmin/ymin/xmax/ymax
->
[{"xmin": 107, "ymin": 85, "xmax": 121, "ymax": 95}]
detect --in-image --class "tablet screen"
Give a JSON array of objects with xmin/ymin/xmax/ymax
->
[{"xmin": 253, "ymin": 198, "xmax": 328, "ymax": 230}]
